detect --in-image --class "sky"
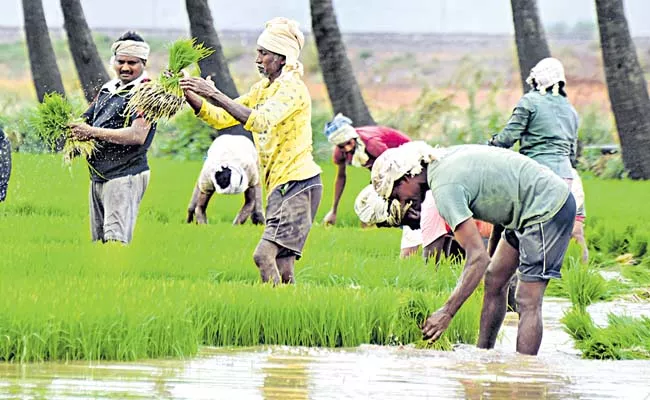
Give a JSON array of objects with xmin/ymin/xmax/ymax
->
[{"xmin": 3, "ymin": 0, "xmax": 650, "ymax": 36}]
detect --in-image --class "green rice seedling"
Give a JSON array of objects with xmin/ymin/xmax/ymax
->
[
  {"xmin": 620, "ymin": 264, "xmax": 650, "ymax": 287},
  {"xmin": 562, "ymin": 257, "xmax": 611, "ymax": 307},
  {"xmin": 578, "ymin": 314, "xmax": 650, "ymax": 360},
  {"xmin": 4, "ymin": 153, "xmax": 650, "ymax": 361},
  {"xmin": 628, "ymin": 229, "xmax": 648, "ymax": 258},
  {"xmin": 561, "ymin": 306, "xmax": 596, "ymax": 342},
  {"xmin": 28, "ymin": 93, "xmax": 97, "ymax": 164},
  {"xmin": 125, "ymin": 38, "xmax": 214, "ymax": 121}
]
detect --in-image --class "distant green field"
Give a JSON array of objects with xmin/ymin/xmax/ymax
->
[{"xmin": 0, "ymin": 153, "xmax": 648, "ymax": 362}]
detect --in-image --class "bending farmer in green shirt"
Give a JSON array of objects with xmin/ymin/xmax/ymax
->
[{"xmin": 371, "ymin": 142, "xmax": 576, "ymax": 355}]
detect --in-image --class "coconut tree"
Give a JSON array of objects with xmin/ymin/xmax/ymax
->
[
  {"xmin": 185, "ymin": 0, "xmax": 238, "ymax": 98},
  {"xmin": 510, "ymin": 0, "xmax": 552, "ymax": 93},
  {"xmin": 60, "ymin": 0, "xmax": 109, "ymax": 102},
  {"xmin": 595, "ymin": 0, "xmax": 650, "ymax": 179},
  {"xmin": 23, "ymin": 0, "xmax": 66, "ymax": 101},
  {"xmin": 310, "ymin": 0, "xmax": 375, "ymax": 126}
]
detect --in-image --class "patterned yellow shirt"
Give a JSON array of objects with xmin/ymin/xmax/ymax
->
[{"xmin": 197, "ymin": 72, "xmax": 321, "ymax": 193}]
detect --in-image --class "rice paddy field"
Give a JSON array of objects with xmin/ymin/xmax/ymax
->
[
  {"xmin": 0, "ymin": 153, "xmax": 484, "ymax": 362},
  {"xmin": 1, "ymin": 152, "xmax": 649, "ymax": 364}
]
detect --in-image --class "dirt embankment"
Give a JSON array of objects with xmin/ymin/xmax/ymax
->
[{"xmin": 1, "ymin": 28, "xmax": 649, "ymax": 114}]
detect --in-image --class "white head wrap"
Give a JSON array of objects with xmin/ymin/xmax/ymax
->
[
  {"xmin": 324, "ymin": 113, "xmax": 358, "ymax": 145},
  {"xmin": 323, "ymin": 113, "xmax": 369, "ymax": 168},
  {"xmin": 257, "ymin": 17, "xmax": 305, "ymax": 76},
  {"xmin": 526, "ymin": 57, "xmax": 566, "ymax": 96},
  {"xmin": 111, "ymin": 39, "xmax": 150, "ymax": 61},
  {"xmin": 212, "ymin": 164, "xmax": 249, "ymax": 195},
  {"xmin": 354, "ymin": 184, "xmax": 411, "ymax": 226},
  {"xmin": 355, "ymin": 185, "xmax": 389, "ymax": 224},
  {"xmin": 371, "ymin": 141, "xmax": 443, "ymax": 199}
]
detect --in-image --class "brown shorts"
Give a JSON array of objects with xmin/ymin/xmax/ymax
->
[{"xmin": 263, "ymin": 174, "xmax": 322, "ymax": 259}]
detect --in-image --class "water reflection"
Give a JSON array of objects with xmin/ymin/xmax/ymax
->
[
  {"xmin": 261, "ymin": 353, "xmax": 309, "ymax": 400},
  {"xmin": 0, "ymin": 298, "xmax": 649, "ymax": 399}
]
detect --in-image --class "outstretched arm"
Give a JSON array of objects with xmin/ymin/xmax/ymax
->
[
  {"xmin": 423, "ymin": 236, "xmax": 448, "ymax": 265},
  {"xmin": 194, "ymin": 189, "xmax": 214, "ymax": 224},
  {"xmin": 233, "ymin": 185, "xmax": 257, "ymax": 225},
  {"xmin": 180, "ymin": 77, "xmax": 252, "ymax": 124},
  {"xmin": 487, "ymin": 225, "xmax": 504, "ymax": 257},
  {"xmin": 489, "ymin": 97, "xmax": 531, "ymax": 148},
  {"xmin": 421, "ymin": 218, "xmax": 490, "ymax": 341},
  {"xmin": 70, "ymin": 117, "xmax": 151, "ymax": 145},
  {"xmin": 251, "ymin": 183, "xmax": 265, "ymax": 225},
  {"xmin": 324, "ymin": 163, "xmax": 347, "ymax": 225},
  {"xmin": 186, "ymin": 184, "xmax": 200, "ymax": 223}
]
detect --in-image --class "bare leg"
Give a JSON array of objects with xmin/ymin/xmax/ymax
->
[
  {"xmin": 477, "ymin": 238, "xmax": 519, "ymax": 349},
  {"xmin": 276, "ymin": 256, "xmax": 296, "ymax": 284},
  {"xmin": 252, "ymin": 239, "xmax": 281, "ymax": 284},
  {"xmin": 572, "ymin": 220, "xmax": 589, "ymax": 263},
  {"xmin": 515, "ymin": 280, "xmax": 549, "ymax": 355}
]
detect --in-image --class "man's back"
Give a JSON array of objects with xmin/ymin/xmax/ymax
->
[{"xmin": 427, "ymin": 145, "xmax": 569, "ymax": 231}]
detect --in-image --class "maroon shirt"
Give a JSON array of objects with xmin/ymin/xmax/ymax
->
[{"xmin": 332, "ymin": 126, "xmax": 410, "ymax": 169}]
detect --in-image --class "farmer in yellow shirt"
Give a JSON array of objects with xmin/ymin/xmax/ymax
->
[{"xmin": 180, "ymin": 17, "xmax": 322, "ymax": 285}]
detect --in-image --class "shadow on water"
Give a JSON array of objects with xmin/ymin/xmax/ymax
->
[{"xmin": 0, "ymin": 298, "xmax": 649, "ymax": 399}]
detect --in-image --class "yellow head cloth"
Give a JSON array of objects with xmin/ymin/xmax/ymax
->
[{"xmin": 257, "ymin": 17, "xmax": 305, "ymax": 76}]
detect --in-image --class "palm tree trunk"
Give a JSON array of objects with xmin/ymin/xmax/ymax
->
[
  {"xmin": 185, "ymin": 0, "xmax": 239, "ymax": 98},
  {"xmin": 595, "ymin": 0, "xmax": 650, "ymax": 179},
  {"xmin": 23, "ymin": 0, "xmax": 66, "ymax": 101},
  {"xmin": 310, "ymin": 0, "xmax": 375, "ymax": 126},
  {"xmin": 510, "ymin": 0, "xmax": 551, "ymax": 93},
  {"xmin": 60, "ymin": 0, "xmax": 109, "ymax": 102}
]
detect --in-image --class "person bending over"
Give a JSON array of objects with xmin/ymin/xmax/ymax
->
[
  {"xmin": 186, "ymin": 134, "xmax": 264, "ymax": 225},
  {"xmin": 371, "ymin": 141, "xmax": 575, "ymax": 355},
  {"xmin": 354, "ymin": 185, "xmax": 492, "ymax": 264},
  {"xmin": 323, "ymin": 113, "xmax": 419, "ymax": 257}
]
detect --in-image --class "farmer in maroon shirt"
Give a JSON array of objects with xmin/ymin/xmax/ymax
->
[{"xmin": 322, "ymin": 114, "xmax": 417, "ymax": 257}]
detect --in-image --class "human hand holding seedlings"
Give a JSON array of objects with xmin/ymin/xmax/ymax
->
[
  {"xmin": 181, "ymin": 75, "xmax": 252, "ymax": 124},
  {"xmin": 179, "ymin": 75, "xmax": 220, "ymax": 113},
  {"xmin": 180, "ymin": 76, "xmax": 221, "ymax": 101},
  {"xmin": 323, "ymin": 210, "xmax": 337, "ymax": 226},
  {"xmin": 421, "ymin": 309, "xmax": 453, "ymax": 341},
  {"xmin": 69, "ymin": 122, "xmax": 95, "ymax": 141}
]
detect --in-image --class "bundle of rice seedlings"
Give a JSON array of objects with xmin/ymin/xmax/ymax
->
[
  {"xmin": 561, "ymin": 306, "xmax": 596, "ymax": 342},
  {"xmin": 29, "ymin": 93, "xmax": 97, "ymax": 164},
  {"xmin": 125, "ymin": 38, "xmax": 214, "ymax": 121}
]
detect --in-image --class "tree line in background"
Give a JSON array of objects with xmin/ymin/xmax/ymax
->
[{"xmin": 19, "ymin": 0, "xmax": 650, "ymax": 179}]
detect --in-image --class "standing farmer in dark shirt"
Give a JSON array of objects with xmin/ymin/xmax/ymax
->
[{"xmin": 70, "ymin": 31, "xmax": 156, "ymax": 244}]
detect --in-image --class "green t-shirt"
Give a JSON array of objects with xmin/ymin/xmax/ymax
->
[
  {"xmin": 427, "ymin": 145, "xmax": 570, "ymax": 231},
  {"xmin": 492, "ymin": 91, "xmax": 579, "ymax": 179}
]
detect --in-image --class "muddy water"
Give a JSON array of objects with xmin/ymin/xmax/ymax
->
[{"xmin": 1, "ymin": 298, "xmax": 650, "ymax": 400}]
